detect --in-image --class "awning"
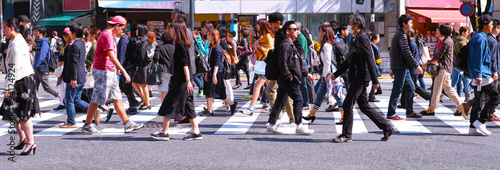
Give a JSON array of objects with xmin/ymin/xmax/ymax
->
[
  {"xmin": 407, "ymin": 8, "xmax": 467, "ymax": 23},
  {"xmin": 98, "ymin": 0, "xmax": 176, "ymax": 9},
  {"xmin": 38, "ymin": 11, "xmax": 93, "ymax": 26}
]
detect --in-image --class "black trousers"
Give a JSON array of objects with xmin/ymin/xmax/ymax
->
[
  {"xmin": 470, "ymin": 83, "xmax": 499, "ymax": 127},
  {"xmin": 342, "ymin": 81, "xmax": 392, "ymax": 138},
  {"xmin": 235, "ymin": 56, "xmax": 250, "ymax": 86},
  {"xmin": 401, "ymin": 74, "xmax": 431, "ymax": 106},
  {"xmin": 119, "ymin": 68, "xmax": 140, "ymax": 108},
  {"xmin": 268, "ymin": 79, "xmax": 304, "ymax": 125}
]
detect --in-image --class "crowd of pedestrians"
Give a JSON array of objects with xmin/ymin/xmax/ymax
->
[{"xmin": 1, "ymin": 11, "xmax": 500, "ymax": 155}]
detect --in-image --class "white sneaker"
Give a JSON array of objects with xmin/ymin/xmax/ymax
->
[
  {"xmin": 468, "ymin": 128, "xmax": 487, "ymax": 136},
  {"xmin": 266, "ymin": 125, "xmax": 279, "ymax": 133},
  {"xmin": 472, "ymin": 120, "xmax": 492, "ymax": 136},
  {"xmin": 240, "ymin": 109, "xmax": 254, "ymax": 115},
  {"xmin": 296, "ymin": 126, "xmax": 314, "ymax": 135}
]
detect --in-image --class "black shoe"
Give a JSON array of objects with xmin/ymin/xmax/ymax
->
[
  {"xmin": 375, "ymin": 90, "xmax": 382, "ymax": 95},
  {"xmin": 199, "ymin": 110, "xmax": 213, "ymax": 116},
  {"xmin": 381, "ymin": 127, "xmax": 395, "ymax": 141},
  {"xmin": 13, "ymin": 139, "xmax": 27, "ymax": 150},
  {"xmin": 369, "ymin": 98, "xmax": 380, "ymax": 102},
  {"xmin": 335, "ymin": 120, "xmax": 343, "ymax": 125},
  {"xmin": 396, "ymin": 105, "xmax": 405, "ymax": 109},
  {"xmin": 244, "ymin": 85, "xmax": 252, "ymax": 90},
  {"xmin": 105, "ymin": 108, "xmax": 114, "ymax": 122},
  {"xmin": 126, "ymin": 108, "xmax": 138, "ymax": 114},
  {"xmin": 302, "ymin": 115, "xmax": 316, "ymax": 123},
  {"xmin": 149, "ymin": 91, "xmax": 153, "ymax": 97},
  {"xmin": 139, "ymin": 105, "xmax": 152, "ymax": 110},
  {"xmin": 325, "ymin": 105, "xmax": 339, "ymax": 112},
  {"xmin": 20, "ymin": 143, "xmax": 36, "ymax": 156},
  {"xmin": 230, "ymin": 102, "xmax": 238, "ymax": 116},
  {"xmin": 53, "ymin": 105, "xmax": 65, "ymax": 110},
  {"xmin": 129, "ymin": 102, "xmax": 141, "ymax": 108},
  {"xmin": 332, "ymin": 135, "xmax": 352, "ymax": 143},
  {"xmin": 183, "ymin": 133, "xmax": 203, "ymax": 140}
]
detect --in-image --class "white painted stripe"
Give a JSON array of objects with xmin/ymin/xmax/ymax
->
[
  {"xmin": 0, "ymin": 109, "xmax": 66, "ymax": 136},
  {"xmin": 214, "ymin": 101, "xmax": 263, "ymax": 135},
  {"xmin": 115, "ymin": 105, "xmax": 161, "ymax": 125},
  {"xmin": 372, "ymin": 97, "xmax": 431, "ymax": 133},
  {"xmin": 332, "ymin": 111, "xmax": 343, "ymax": 134},
  {"xmin": 352, "ymin": 107, "xmax": 369, "ymax": 133},
  {"xmin": 414, "ymin": 98, "xmax": 469, "ymax": 134},
  {"xmin": 168, "ymin": 100, "xmax": 225, "ymax": 135}
]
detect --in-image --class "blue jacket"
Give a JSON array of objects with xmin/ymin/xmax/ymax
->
[
  {"xmin": 487, "ymin": 33, "xmax": 499, "ymax": 73},
  {"xmin": 410, "ymin": 39, "xmax": 420, "ymax": 75},
  {"xmin": 33, "ymin": 37, "xmax": 50, "ymax": 72},
  {"xmin": 117, "ymin": 34, "xmax": 129, "ymax": 65},
  {"xmin": 208, "ymin": 44, "xmax": 223, "ymax": 74},
  {"xmin": 468, "ymin": 31, "xmax": 492, "ymax": 79}
]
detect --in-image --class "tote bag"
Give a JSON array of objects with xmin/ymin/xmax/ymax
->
[
  {"xmin": 147, "ymin": 62, "xmax": 163, "ymax": 85},
  {"xmin": 254, "ymin": 61, "xmax": 266, "ymax": 75}
]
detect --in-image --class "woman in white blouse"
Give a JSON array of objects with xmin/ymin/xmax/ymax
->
[
  {"xmin": 0, "ymin": 18, "xmax": 40, "ymax": 155},
  {"xmin": 303, "ymin": 25, "xmax": 345, "ymax": 124}
]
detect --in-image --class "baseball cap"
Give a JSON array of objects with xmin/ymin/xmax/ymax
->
[
  {"xmin": 52, "ymin": 31, "xmax": 58, "ymax": 36},
  {"xmin": 478, "ymin": 15, "xmax": 493, "ymax": 28},
  {"xmin": 107, "ymin": 15, "xmax": 127, "ymax": 25},
  {"xmin": 17, "ymin": 15, "xmax": 30, "ymax": 22},
  {"xmin": 63, "ymin": 27, "xmax": 71, "ymax": 35},
  {"xmin": 268, "ymin": 12, "xmax": 284, "ymax": 23}
]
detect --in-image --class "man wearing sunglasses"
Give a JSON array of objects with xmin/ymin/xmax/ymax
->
[{"xmin": 267, "ymin": 21, "xmax": 315, "ymax": 135}]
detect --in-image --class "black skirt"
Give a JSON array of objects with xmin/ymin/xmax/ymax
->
[
  {"xmin": 157, "ymin": 79, "xmax": 196, "ymax": 120},
  {"xmin": 133, "ymin": 65, "xmax": 148, "ymax": 84},
  {"xmin": 1, "ymin": 75, "xmax": 40, "ymax": 121},
  {"xmin": 203, "ymin": 72, "xmax": 227, "ymax": 99}
]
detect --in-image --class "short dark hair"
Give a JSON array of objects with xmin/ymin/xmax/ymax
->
[
  {"xmin": 229, "ymin": 31, "xmax": 236, "ymax": 37},
  {"xmin": 398, "ymin": 14, "xmax": 413, "ymax": 28},
  {"xmin": 69, "ymin": 23, "xmax": 84, "ymax": 38},
  {"xmin": 282, "ymin": 21, "xmax": 296, "ymax": 34},
  {"xmin": 458, "ymin": 26, "xmax": 470, "ymax": 36},
  {"xmin": 136, "ymin": 24, "xmax": 149, "ymax": 37},
  {"xmin": 203, "ymin": 21, "xmax": 213, "ymax": 30},
  {"xmin": 4, "ymin": 18, "xmax": 20, "ymax": 33},
  {"xmin": 338, "ymin": 24, "xmax": 348, "ymax": 33},
  {"xmin": 370, "ymin": 33, "xmax": 379, "ymax": 41},
  {"xmin": 161, "ymin": 28, "xmax": 175, "ymax": 44},
  {"xmin": 217, "ymin": 24, "xmax": 227, "ymax": 38},
  {"xmin": 438, "ymin": 24, "xmax": 452, "ymax": 37},
  {"xmin": 349, "ymin": 14, "xmax": 365, "ymax": 29},
  {"xmin": 330, "ymin": 20, "xmax": 339, "ymax": 33},
  {"xmin": 494, "ymin": 19, "xmax": 500, "ymax": 29},
  {"xmin": 33, "ymin": 25, "xmax": 46, "ymax": 35},
  {"xmin": 175, "ymin": 12, "xmax": 188, "ymax": 23}
]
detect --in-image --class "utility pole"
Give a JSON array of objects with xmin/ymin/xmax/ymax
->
[{"xmin": 190, "ymin": 0, "xmax": 194, "ymax": 30}]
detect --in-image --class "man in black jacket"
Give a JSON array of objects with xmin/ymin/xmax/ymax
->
[
  {"xmin": 387, "ymin": 14, "xmax": 424, "ymax": 120},
  {"xmin": 330, "ymin": 14, "xmax": 394, "ymax": 143},
  {"xmin": 267, "ymin": 21, "xmax": 314, "ymax": 135},
  {"xmin": 118, "ymin": 28, "xmax": 140, "ymax": 114},
  {"xmin": 59, "ymin": 23, "xmax": 91, "ymax": 128}
]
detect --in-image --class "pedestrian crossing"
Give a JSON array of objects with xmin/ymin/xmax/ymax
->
[{"xmin": 1, "ymin": 94, "xmax": 500, "ymax": 137}]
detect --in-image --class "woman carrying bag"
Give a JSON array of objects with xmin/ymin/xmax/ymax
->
[
  {"xmin": 131, "ymin": 24, "xmax": 153, "ymax": 110},
  {"xmin": 154, "ymin": 28, "xmax": 176, "ymax": 102},
  {"xmin": 199, "ymin": 28, "xmax": 238, "ymax": 116}
]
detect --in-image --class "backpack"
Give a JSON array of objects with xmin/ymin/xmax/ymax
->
[
  {"xmin": 222, "ymin": 49, "xmax": 233, "ymax": 79},
  {"xmin": 453, "ymin": 42, "xmax": 470, "ymax": 78},
  {"xmin": 126, "ymin": 37, "xmax": 150, "ymax": 67},
  {"xmin": 265, "ymin": 49, "xmax": 279, "ymax": 80},
  {"xmin": 55, "ymin": 37, "xmax": 64, "ymax": 52},
  {"xmin": 308, "ymin": 46, "xmax": 321, "ymax": 74}
]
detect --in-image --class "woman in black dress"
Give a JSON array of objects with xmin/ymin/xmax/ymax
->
[
  {"xmin": 199, "ymin": 28, "xmax": 238, "ymax": 116},
  {"xmin": 151, "ymin": 19, "xmax": 201, "ymax": 141},
  {"xmin": 131, "ymin": 24, "xmax": 152, "ymax": 110},
  {"xmin": 1, "ymin": 18, "xmax": 40, "ymax": 155}
]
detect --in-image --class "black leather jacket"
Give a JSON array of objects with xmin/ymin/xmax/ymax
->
[{"xmin": 277, "ymin": 38, "xmax": 308, "ymax": 83}]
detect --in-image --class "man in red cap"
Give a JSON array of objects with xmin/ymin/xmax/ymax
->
[{"xmin": 81, "ymin": 16, "xmax": 143, "ymax": 134}]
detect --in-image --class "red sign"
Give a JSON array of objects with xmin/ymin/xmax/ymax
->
[
  {"xmin": 417, "ymin": 17, "xmax": 426, "ymax": 23},
  {"xmin": 64, "ymin": 0, "xmax": 91, "ymax": 11},
  {"xmin": 460, "ymin": 3, "xmax": 474, "ymax": 17}
]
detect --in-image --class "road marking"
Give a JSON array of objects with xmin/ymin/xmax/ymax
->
[
  {"xmin": 169, "ymin": 100, "xmax": 225, "ymax": 135},
  {"xmin": 372, "ymin": 97, "xmax": 431, "ymax": 133},
  {"xmin": 274, "ymin": 105, "xmax": 310, "ymax": 134},
  {"xmin": 214, "ymin": 100, "xmax": 260, "ymax": 135},
  {"xmin": 414, "ymin": 98, "xmax": 469, "ymax": 134},
  {"xmin": 0, "ymin": 109, "xmax": 66, "ymax": 136}
]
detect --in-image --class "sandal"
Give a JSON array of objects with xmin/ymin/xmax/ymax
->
[
  {"xmin": 420, "ymin": 110, "xmax": 435, "ymax": 116},
  {"xmin": 233, "ymin": 84, "xmax": 241, "ymax": 89}
]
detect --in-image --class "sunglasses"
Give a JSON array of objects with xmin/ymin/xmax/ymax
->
[{"xmin": 288, "ymin": 28, "xmax": 298, "ymax": 31}]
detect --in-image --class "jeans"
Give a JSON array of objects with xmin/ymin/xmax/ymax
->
[
  {"xmin": 388, "ymin": 69, "xmax": 415, "ymax": 116},
  {"xmin": 451, "ymin": 67, "xmax": 471, "ymax": 96},
  {"xmin": 417, "ymin": 74, "xmax": 426, "ymax": 90},
  {"xmin": 301, "ymin": 60, "xmax": 309, "ymax": 107},
  {"xmin": 314, "ymin": 77, "xmax": 343, "ymax": 109},
  {"xmin": 65, "ymin": 83, "xmax": 89, "ymax": 125},
  {"xmin": 193, "ymin": 75, "xmax": 204, "ymax": 91}
]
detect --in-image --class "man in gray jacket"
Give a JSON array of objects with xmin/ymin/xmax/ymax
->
[{"xmin": 387, "ymin": 14, "xmax": 423, "ymax": 120}]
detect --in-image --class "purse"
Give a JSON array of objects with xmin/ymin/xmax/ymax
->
[
  {"xmin": 254, "ymin": 60, "xmax": 266, "ymax": 75},
  {"xmin": 84, "ymin": 72, "xmax": 94, "ymax": 89},
  {"xmin": 195, "ymin": 55, "xmax": 211, "ymax": 76},
  {"xmin": 425, "ymin": 60, "xmax": 440, "ymax": 76},
  {"xmin": 147, "ymin": 62, "xmax": 162, "ymax": 85}
]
